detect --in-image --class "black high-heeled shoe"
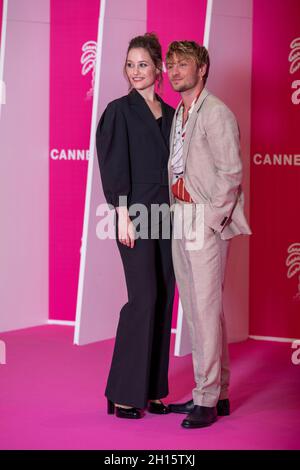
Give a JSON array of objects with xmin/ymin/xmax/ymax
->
[
  {"xmin": 147, "ymin": 400, "xmax": 170, "ymax": 414},
  {"xmin": 107, "ymin": 399, "xmax": 143, "ymax": 419},
  {"xmin": 107, "ymin": 398, "xmax": 115, "ymax": 415}
]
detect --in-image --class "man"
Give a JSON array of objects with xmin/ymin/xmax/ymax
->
[{"xmin": 166, "ymin": 41, "xmax": 251, "ymax": 429}]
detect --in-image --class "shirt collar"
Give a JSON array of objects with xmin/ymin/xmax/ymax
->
[{"xmin": 176, "ymin": 89, "xmax": 202, "ymax": 118}]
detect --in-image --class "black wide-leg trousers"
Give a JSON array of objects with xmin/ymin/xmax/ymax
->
[{"xmin": 105, "ymin": 214, "xmax": 175, "ymax": 409}]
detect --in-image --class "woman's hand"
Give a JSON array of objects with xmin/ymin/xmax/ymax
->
[{"xmin": 116, "ymin": 207, "xmax": 135, "ymax": 248}]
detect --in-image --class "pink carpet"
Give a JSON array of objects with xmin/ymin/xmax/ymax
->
[{"xmin": 0, "ymin": 325, "xmax": 299, "ymax": 450}]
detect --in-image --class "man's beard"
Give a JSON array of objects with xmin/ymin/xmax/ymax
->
[
  {"xmin": 174, "ymin": 84, "xmax": 190, "ymax": 92},
  {"xmin": 172, "ymin": 79, "xmax": 198, "ymax": 93}
]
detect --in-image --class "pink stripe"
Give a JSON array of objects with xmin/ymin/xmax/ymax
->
[
  {"xmin": 147, "ymin": 0, "xmax": 208, "ymax": 328},
  {"xmin": 49, "ymin": 0, "xmax": 100, "ymax": 320},
  {"xmin": 147, "ymin": 0, "xmax": 208, "ymax": 107},
  {"xmin": 250, "ymin": 0, "xmax": 300, "ymax": 338}
]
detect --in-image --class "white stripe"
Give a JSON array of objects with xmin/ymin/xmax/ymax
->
[
  {"xmin": 48, "ymin": 320, "xmax": 75, "ymax": 326},
  {"xmin": 203, "ymin": 0, "xmax": 213, "ymax": 49},
  {"xmin": 249, "ymin": 335, "xmax": 300, "ymax": 344},
  {"xmin": 174, "ymin": 300, "xmax": 184, "ymax": 356},
  {"xmin": 74, "ymin": 0, "xmax": 107, "ymax": 345}
]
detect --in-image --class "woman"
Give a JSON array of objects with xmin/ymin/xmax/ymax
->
[{"xmin": 96, "ymin": 33, "xmax": 175, "ymax": 419}]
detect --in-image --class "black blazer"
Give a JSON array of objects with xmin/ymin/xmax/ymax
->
[{"xmin": 96, "ymin": 89, "xmax": 175, "ymax": 210}]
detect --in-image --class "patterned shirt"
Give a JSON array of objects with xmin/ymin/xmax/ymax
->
[{"xmin": 171, "ymin": 94, "xmax": 200, "ymax": 201}]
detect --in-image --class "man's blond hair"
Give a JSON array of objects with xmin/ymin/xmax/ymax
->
[{"xmin": 166, "ymin": 41, "xmax": 210, "ymax": 84}]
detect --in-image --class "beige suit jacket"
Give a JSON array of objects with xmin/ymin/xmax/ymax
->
[{"xmin": 168, "ymin": 88, "xmax": 252, "ymax": 240}]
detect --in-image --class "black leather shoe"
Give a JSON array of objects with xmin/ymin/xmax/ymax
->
[
  {"xmin": 148, "ymin": 401, "xmax": 170, "ymax": 414},
  {"xmin": 181, "ymin": 405, "xmax": 217, "ymax": 429},
  {"xmin": 169, "ymin": 399, "xmax": 194, "ymax": 414},
  {"xmin": 107, "ymin": 399, "xmax": 143, "ymax": 419},
  {"xmin": 217, "ymin": 398, "xmax": 230, "ymax": 416},
  {"xmin": 169, "ymin": 398, "xmax": 230, "ymax": 416}
]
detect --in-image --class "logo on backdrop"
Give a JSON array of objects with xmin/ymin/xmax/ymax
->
[
  {"xmin": 289, "ymin": 37, "xmax": 300, "ymax": 105},
  {"xmin": 286, "ymin": 242, "xmax": 300, "ymax": 301},
  {"xmin": 81, "ymin": 40, "xmax": 97, "ymax": 100},
  {"xmin": 49, "ymin": 149, "xmax": 89, "ymax": 160},
  {"xmin": 291, "ymin": 340, "xmax": 300, "ymax": 365},
  {"xmin": 252, "ymin": 153, "xmax": 300, "ymax": 166}
]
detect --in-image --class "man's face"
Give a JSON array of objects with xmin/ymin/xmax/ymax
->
[{"xmin": 166, "ymin": 53, "xmax": 204, "ymax": 92}]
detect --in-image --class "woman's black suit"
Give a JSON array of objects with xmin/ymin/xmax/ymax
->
[{"xmin": 96, "ymin": 89, "xmax": 175, "ymax": 409}]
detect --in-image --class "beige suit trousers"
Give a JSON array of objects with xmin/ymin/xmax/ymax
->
[{"xmin": 172, "ymin": 199, "xmax": 230, "ymax": 407}]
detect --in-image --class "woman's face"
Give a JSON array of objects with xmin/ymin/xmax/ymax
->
[{"xmin": 125, "ymin": 47, "xmax": 158, "ymax": 91}]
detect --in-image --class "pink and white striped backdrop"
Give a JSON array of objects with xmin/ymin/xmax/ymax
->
[
  {"xmin": 250, "ymin": 0, "xmax": 300, "ymax": 338},
  {"xmin": 49, "ymin": 0, "xmax": 100, "ymax": 320},
  {"xmin": 49, "ymin": 0, "xmax": 299, "ymax": 341},
  {"xmin": 50, "ymin": 0, "xmax": 207, "ymax": 323}
]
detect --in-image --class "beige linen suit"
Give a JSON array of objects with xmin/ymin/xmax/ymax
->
[{"xmin": 169, "ymin": 88, "xmax": 251, "ymax": 407}]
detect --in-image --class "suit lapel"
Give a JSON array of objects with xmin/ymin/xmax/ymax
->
[
  {"xmin": 169, "ymin": 99, "xmax": 182, "ymax": 150},
  {"xmin": 182, "ymin": 88, "xmax": 210, "ymax": 167},
  {"xmin": 168, "ymin": 91, "xmax": 210, "ymax": 186},
  {"xmin": 168, "ymin": 99, "xmax": 182, "ymax": 189},
  {"xmin": 128, "ymin": 89, "xmax": 168, "ymax": 152}
]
